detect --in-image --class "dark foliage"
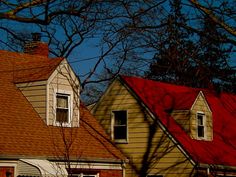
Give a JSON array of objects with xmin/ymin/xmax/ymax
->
[{"xmin": 146, "ymin": 0, "xmax": 236, "ymax": 93}]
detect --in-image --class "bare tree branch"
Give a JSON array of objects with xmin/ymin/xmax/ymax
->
[{"xmin": 189, "ymin": 0, "xmax": 236, "ymax": 37}]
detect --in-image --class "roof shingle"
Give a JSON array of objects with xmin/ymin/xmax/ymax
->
[{"xmin": 0, "ymin": 50, "xmax": 125, "ymax": 162}]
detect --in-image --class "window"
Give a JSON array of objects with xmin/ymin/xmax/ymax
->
[
  {"xmin": 56, "ymin": 93, "xmax": 70, "ymax": 124},
  {"xmin": 0, "ymin": 167, "xmax": 14, "ymax": 177},
  {"xmin": 197, "ymin": 112, "xmax": 205, "ymax": 138},
  {"xmin": 112, "ymin": 110, "xmax": 128, "ymax": 142},
  {"xmin": 72, "ymin": 173, "xmax": 97, "ymax": 177}
]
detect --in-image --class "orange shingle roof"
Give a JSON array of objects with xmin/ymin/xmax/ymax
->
[
  {"xmin": 0, "ymin": 50, "xmax": 63, "ymax": 83},
  {"xmin": 0, "ymin": 50, "xmax": 125, "ymax": 162}
]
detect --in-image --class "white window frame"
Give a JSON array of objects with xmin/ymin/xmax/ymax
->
[
  {"xmin": 111, "ymin": 110, "xmax": 128, "ymax": 143},
  {"xmin": 72, "ymin": 173, "xmax": 99, "ymax": 177},
  {"xmin": 196, "ymin": 111, "xmax": 206, "ymax": 139},
  {"xmin": 54, "ymin": 90, "xmax": 73, "ymax": 127},
  {"xmin": 0, "ymin": 162, "xmax": 17, "ymax": 177}
]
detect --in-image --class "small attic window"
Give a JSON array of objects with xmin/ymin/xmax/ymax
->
[
  {"xmin": 56, "ymin": 93, "xmax": 71, "ymax": 125},
  {"xmin": 197, "ymin": 112, "xmax": 205, "ymax": 138},
  {"xmin": 112, "ymin": 110, "xmax": 128, "ymax": 143}
]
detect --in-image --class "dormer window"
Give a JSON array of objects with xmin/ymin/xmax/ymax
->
[
  {"xmin": 197, "ymin": 112, "xmax": 205, "ymax": 138},
  {"xmin": 56, "ymin": 93, "xmax": 71, "ymax": 125}
]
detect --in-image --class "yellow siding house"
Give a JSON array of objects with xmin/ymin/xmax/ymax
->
[{"xmin": 92, "ymin": 75, "xmax": 236, "ymax": 177}]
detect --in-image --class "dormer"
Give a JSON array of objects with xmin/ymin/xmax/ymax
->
[
  {"xmin": 14, "ymin": 35, "xmax": 80, "ymax": 127},
  {"xmin": 190, "ymin": 91, "xmax": 212, "ymax": 141},
  {"xmin": 171, "ymin": 91, "xmax": 213, "ymax": 141},
  {"xmin": 47, "ymin": 59, "xmax": 80, "ymax": 126}
]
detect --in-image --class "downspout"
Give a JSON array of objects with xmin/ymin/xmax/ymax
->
[
  {"xmin": 122, "ymin": 160, "xmax": 126, "ymax": 177},
  {"xmin": 207, "ymin": 167, "xmax": 210, "ymax": 176}
]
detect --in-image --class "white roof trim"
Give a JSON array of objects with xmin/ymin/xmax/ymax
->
[{"xmin": 20, "ymin": 159, "xmax": 68, "ymax": 177}]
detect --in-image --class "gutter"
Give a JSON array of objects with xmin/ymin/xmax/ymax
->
[
  {"xmin": 50, "ymin": 157, "xmax": 126, "ymax": 165},
  {"xmin": 0, "ymin": 155, "xmax": 125, "ymax": 165},
  {"xmin": 199, "ymin": 163, "xmax": 236, "ymax": 171},
  {"xmin": 197, "ymin": 163, "xmax": 236, "ymax": 176}
]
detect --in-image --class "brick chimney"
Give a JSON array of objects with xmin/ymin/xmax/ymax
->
[{"xmin": 24, "ymin": 33, "xmax": 49, "ymax": 57}]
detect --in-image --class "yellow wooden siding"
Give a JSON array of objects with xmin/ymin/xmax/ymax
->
[
  {"xmin": 190, "ymin": 93, "xmax": 212, "ymax": 141},
  {"xmin": 48, "ymin": 63, "xmax": 80, "ymax": 126},
  {"xmin": 17, "ymin": 82, "xmax": 47, "ymax": 122},
  {"xmin": 171, "ymin": 111, "xmax": 191, "ymax": 134},
  {"xmin": 92, "ymin": 79, "xmax": 194, "ymax": 177}
]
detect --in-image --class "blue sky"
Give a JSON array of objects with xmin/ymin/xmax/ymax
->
[
  {"xmin": 67, "ymin": 39, "xmax": 101, "ymax": 78},
  {"xmin": 0, "ymin": 1, "xmax": 236, "ymax": 82}
]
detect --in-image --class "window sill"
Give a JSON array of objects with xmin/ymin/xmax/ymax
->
[
  {"xmin": 196, "ymin": 137, "xmax": 209, "ymax": 141},
  {"xmin": 54, "ymin": 122, "xmax": 72, "ymax": 127},
  {"xmin": 114, "ymin": 139, "xmax": 128, "ymax": 144}
]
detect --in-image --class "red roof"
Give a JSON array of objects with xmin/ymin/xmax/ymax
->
[
  {"xmin": 0, "ymin": 50, "xmax": 125, "ymax": 162},
  {"xmin": 121, "ymin": 75, "xmax": 236, "ymax": 167}
]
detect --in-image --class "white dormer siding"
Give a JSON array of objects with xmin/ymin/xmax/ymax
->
[
  {"xmin": 47, "ymin": 60, "xmax": 80, "ymax": 127},
  {"xmin": 16, "ymin": 59, "xmax": 80, "ymax": 127},
  {"xmin": 190, "ymin": 91, "xmax": 212, "ymax": 141}
]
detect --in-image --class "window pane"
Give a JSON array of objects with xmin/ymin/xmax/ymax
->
[
  {"xmin": 113, "ymin": 110, "xmax": 127, "ymax": 141},
  {"xmin": 198, "ymin": 117, "xmax": 203, "ymax": 125},
  {"xmin": 0, "ymin": 167, "xmax": 14, "ymax": 177},
  {"xmin": 197, "ymin": 114, "xmax": 204, "ymax": 125},
  {"xmin": 114, "ymin": 126, "xmax": 127, "ymax": 140},
  {"xmin": 57, "ymin": 95, "xmax": 68, "ymax": 108},
  {"xmin": 114, "ymin": 111, "xmax": 126, "ymax": 125},
  {"xmin": 56, "ymin": 108, "xmax": 68, "ymax": 123},
  {"xmin": 198, "ymin": 126, "xmax": 204, "ymax": 137}
]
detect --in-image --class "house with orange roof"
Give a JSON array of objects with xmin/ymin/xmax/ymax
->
[
  {"xmin": 91, "ymin": 75, "xmax": 236, "ymax": 177},
  {"xmin": 0, "ymin": 34, "xmax": 126, "ymax": 177}
]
